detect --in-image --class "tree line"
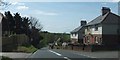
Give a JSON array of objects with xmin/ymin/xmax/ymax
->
[
  {"xmin": 39, "ymin": 31, "xmax": 70, "ymax": 48},
  {"xmin": 1, "ymin": 11, "xmax": 43, "ymax": 48}
]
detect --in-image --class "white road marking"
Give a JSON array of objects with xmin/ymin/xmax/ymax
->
[
  {"xmin": 33, "ymin": 50, "xmax": 38, "ymax": 55},
  {"xmin": 74, "ymin": 53, "xmax": 97, "ymax": 58},
  {"xmin": 49, "ymin": 50, "xmax": 62, "ymax": 56},
  {"xmin": 49, "ymin": 50, "xmax": 71, "ymax": 60},
  {"xmin": 26, "ymin": 50, "xmax": 38, "ymax": 58},
  {"xmin": 64, "ymin": 57, "xmax": 71, "ymax": 60}
]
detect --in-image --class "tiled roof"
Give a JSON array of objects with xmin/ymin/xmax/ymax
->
[
  {"xmin": 86, "ymin": 12, "xmax": 109, "ymax": 26},
  {"xmin": 71, "ymin": 26, "xmax": 83, "ymax": 33}
]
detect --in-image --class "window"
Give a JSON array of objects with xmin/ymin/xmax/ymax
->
[
  {"xmin": 95, "ymin": 36, "xmax": 102, "ymax": 45},
  {"xmin": 87, "ymin": 36, "xmax": 90, "ymax": 44},
  {"xmin": 95, "ymin": 25, "xmax": 98, "ymax": 31},
  {"xmin": 75, "ymin": 33, "xmax": 76, "ymax": 36},
  {"xmin": 95, "ymin": 36, "xmax": 98, "ymax": 43},
  {"xmin": 98, "ymin": 38, "xmax": 102, "ymax": 45},
  {"xmin": 87, "ymin": 27, "xmax": 90, "ymax": 31}
]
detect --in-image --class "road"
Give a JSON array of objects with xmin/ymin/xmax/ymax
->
[{"xmin": 27, "ymin": 47, "xmax": 98, "ymax": 60}]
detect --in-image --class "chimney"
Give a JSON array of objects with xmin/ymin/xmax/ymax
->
[
  {"xmin": 102, "ymin": 7, "xmax": 111, "ymax": 16},
  {"xmin": 81, "ymin": 21, "xmax": 87, "ymax": 26}
]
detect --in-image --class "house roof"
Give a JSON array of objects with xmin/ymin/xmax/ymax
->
[
  {"xmin": 71, "ymin": 12, "xmax": 120, "ymax": 33},
  {"xmin": 86, "ymin": 12, "xmax": 109, "ymax": 26},
  {"xmin": 70, "ymin": 12, "xmax": 109, "ymax": 33},
  {"xmin": 71, "ymin": 26, "xmax": 83, "ymax": 33}
]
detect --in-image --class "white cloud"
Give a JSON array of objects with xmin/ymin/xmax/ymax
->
[
  {"xmin": 5, "ymin": 0, "xmax": 120, "ymax": 2},
  {"xmin": 34, "ymin": 10, "xmax": 58, "ymax": 16},
  {"xmin": 21, "ymin": 14, "xmax": 30, "ymax": 17},
  {"xmin": 11, "ymin": 2, "xmax": 18, "ymax": 5},
  {"xmin": 8, "ymin": 0, "xmax": 21, "ymax": 3},
  {"xmin": 16, "ymin": 5, "xmax": 29, "ymax": 10},
  {"xmin": 111, "ymin": 0, "xmax": 120, "ymax": 2},
  {"xmin": 11, "ymin": 2, "xmax": 25, "ymax": 5}
]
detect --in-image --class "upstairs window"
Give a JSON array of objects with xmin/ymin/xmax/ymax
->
[
  {"xmin": 87, "ymin": 27, "xmax": 90, "ymax": 31},
  {"xmin": 95, "ymin": 25, "xmax": 98, "ymax": 31}
]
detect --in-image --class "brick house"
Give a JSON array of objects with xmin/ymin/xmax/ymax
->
[
  {"xmin": 70, "ymin": 21, "xmax": 87, "ymax": 44},
  {"xmin": 83, "ymin": 7, "xmax": 120, "ymax": 51}
]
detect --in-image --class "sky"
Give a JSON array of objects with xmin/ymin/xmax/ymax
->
[{"xmin": 0, "ymin": 0, "xmax": 119, "ymax": 33}]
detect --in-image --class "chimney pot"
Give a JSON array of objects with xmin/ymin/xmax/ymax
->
[
  {"xmin": 102, "ymin": 7, "xmax": 111, "ymax": 16},
  {"xmin": 81, "ymin": 21, "xmax": 87, "ymax": 26}
]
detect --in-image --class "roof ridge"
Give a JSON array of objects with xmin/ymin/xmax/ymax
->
[
  {"xmin": 71, "ymin": 26, "xmax": 83, "ymax": 33},
  {"xmin": 86, "ymin": 12, "xmax": 110, "ymax": 26},
  {"xmin": 101, "ymin": 12, "xmax": 110, "ymax": 21}
]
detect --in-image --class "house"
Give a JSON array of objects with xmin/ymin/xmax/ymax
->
[
  {"xmin": 0, "ymin": 13, "xmax": 3, "ymax": 23},
  {"xmin": 0, "ymin": 13, "xmax": 3, "ymax": 36},
  {"xmin": 70, "ymin": 21, "xmax": 87, "ymax": 44},
  {"xmin": 83, "ymin": 7, "xmax": 120, "ymax": 51}
]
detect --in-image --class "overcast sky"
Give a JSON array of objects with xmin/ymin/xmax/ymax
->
[{"xmin": 0, "ymin": 0, "xmax": 119, "ymax": 33}]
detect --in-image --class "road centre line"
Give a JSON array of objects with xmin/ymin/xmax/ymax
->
[
  {"xmin": 74, "ymin": 53, "xmax": 97, "ymax": 58},
  {"xmin": 49, "ymin": 50, "xmax": 71, "ymax": 60},
  {"xmin": 63, "ymin": 57, "xmax": 71, "ymax": 60},
  {"xmin": 49, "ymin": 50, "xmax": 62, "ymax": 56}
]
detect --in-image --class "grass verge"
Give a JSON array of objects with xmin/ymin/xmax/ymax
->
[{"xmin": 17, "ymin": 45, "xmax": 38, "ymax": 53}]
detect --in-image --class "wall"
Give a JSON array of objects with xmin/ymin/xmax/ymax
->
[
  {"xmin": 102, "ymin": 13, "xmax": 119, "ymax": 46},
  {"xmin": 70, "ymin": 33, "xmax": 78, "ymax": 44},
  {"xmin": 0, "ymin": 13, "xmax": 3, "ymax": 23},
  {"xmin": 78, "ymin": 27, "xmax": 85, "ymax": 44},
  {"xmin": 102, "ymin": 24, "xmax": 118, "ymax": 34},
  {"xmin": 85, "ymin": 24, "xmax": 102, "ymax": 35},
  {"xmin": 70, "ymin": 33, "xmax": 78, "ymax": 39},
  {"xmin": 91, "ymin": 25, "xmax": 102, "ymax": 34}
]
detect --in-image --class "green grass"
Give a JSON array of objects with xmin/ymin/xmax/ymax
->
[{"xmin": 17, "ymin": 45, "xmax": 38, "ymax": 53}]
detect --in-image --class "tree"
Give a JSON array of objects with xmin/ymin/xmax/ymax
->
[
  {"xmin": 5, "ymin": 11, "xmax": 15, "ymax": 34},
  {"xmin": 1, "ymin": 11, "xmax": 44, "ymax": 48},
  {"xmin": 1, "ymin": 13, "xmax": 9, "ymax": 36},
  {"xmin": 22, "ymin": 17, "xmax": 31, "ymax": 35},
  {"xmin": 29, "ymin": 17, "xmax": 43, "ymax": 48},
  {"xmin": 2, "ymin": 11, "xmax": 15, "ymax": 36},
  {"xmin": 29, "ymin": 17, "xmax": 43, "ymax": 31},
  {"xmin": 14, "ymin": 13, "xmax": 22, "ymax": 34}
]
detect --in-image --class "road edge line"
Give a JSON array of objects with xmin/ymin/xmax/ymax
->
[{"xmin": 25, "ymin": 50, "xmax": 38, "ymax": 58}]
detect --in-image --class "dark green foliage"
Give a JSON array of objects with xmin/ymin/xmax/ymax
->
[
  {"xmin": 14, "ymin": 13, "xmax": 23, "ymax": 34},
  {"xmin": 2, "ymin": 11, "xmax": 15, "ymax": 36},
  {"xmin": 39, "ymin": 31, "xmax": 70, "ymax": 48},
  {"xmin": 2, "ymin": 11, "xmax": 43, "ymax": 49}
]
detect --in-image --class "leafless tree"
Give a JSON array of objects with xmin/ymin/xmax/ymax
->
[{"xmin": 29, "ymin": 16, "xmax": 43, "ymax": 31}]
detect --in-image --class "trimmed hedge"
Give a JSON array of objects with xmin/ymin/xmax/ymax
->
[{"xmin": 2, "ymin": 34, "xmax": 29, "ymax": 52}]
